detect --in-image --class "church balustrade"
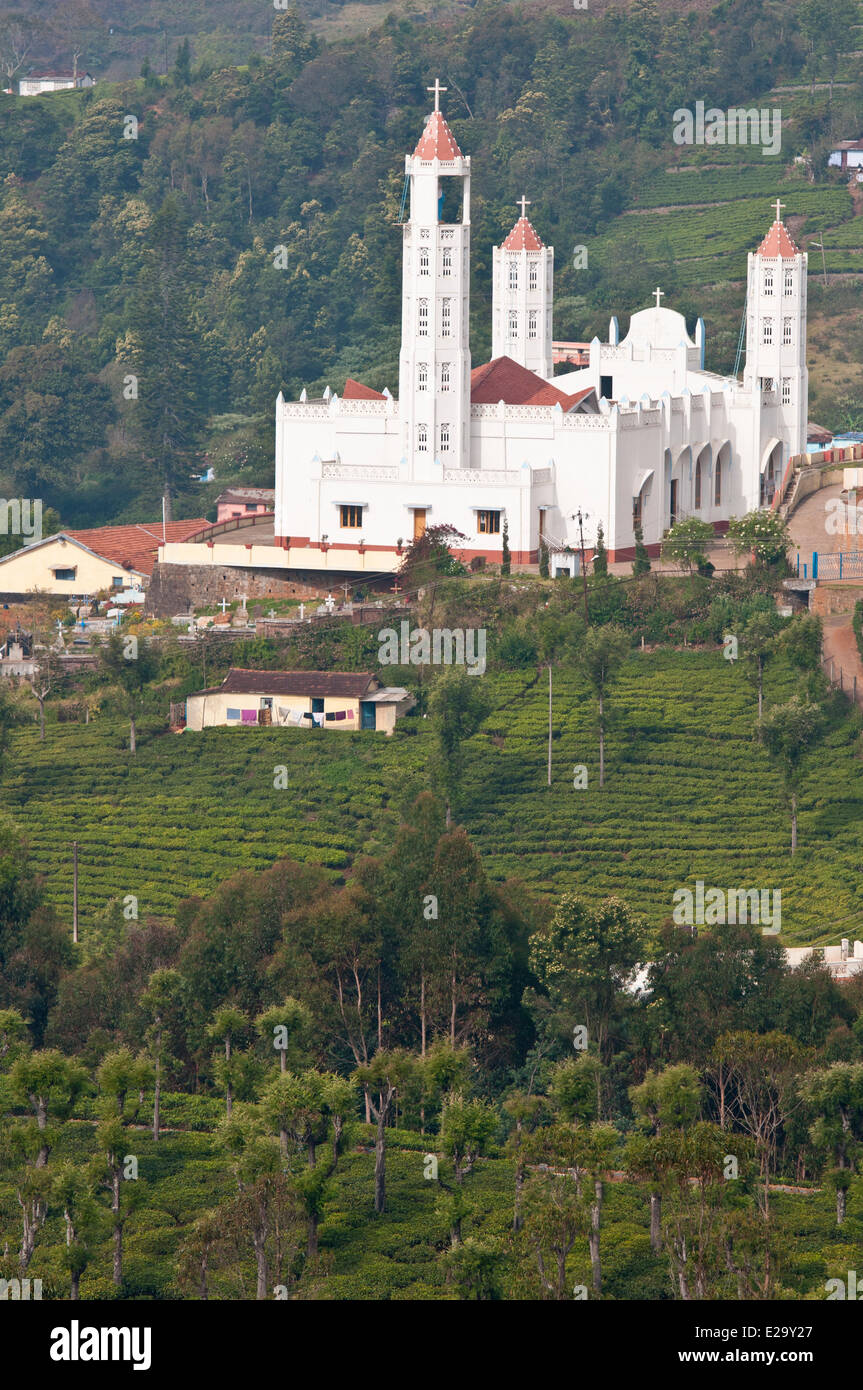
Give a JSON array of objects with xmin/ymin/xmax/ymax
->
[
  {"xmin": 321, "ymin": 464, "xmax": 400, "ymax": 481},
  {"xmin": 338, "ymin": 400, "xmax": 390, "ymax": 415},
  {"xmin": 443, "ymin": 468, "xmax": 528, "ymax": 485}
]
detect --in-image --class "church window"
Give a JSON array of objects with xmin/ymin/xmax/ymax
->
[
  {"xmin": 340, "ymin": 505, "xmax": 363, "ymax": 528},
  {"xmin": 508, "ymin": 310, "xmax": 518, "ymax": 338},
  {"xmin": 418, "ymin": 362, "xmax": 428, "ymax": 391},
  {"xmin": 762, "ymin": 318, "xmax": 773, "ymax": 345},
  {"xmin": 418, "ymin": 299, "xmax": 428, "ymax": 336},
  {"xmin": 440, "ymin": 422, "xmax": 450, "ymax": 451},
  {"xmin": 694, "ymin": 459, "xmax": 702, "ymax": 510},
  {"xmin": 714, "ymin": 460, "xmax": 722, "ymax": 506},
  {"xmin": 508, "ymin": 261, "xmax": 518, "ymax": 290},
  {"xmin": 419, "ymin": 248, "xmax": 429, "ymax": 275},
  {"xmin": 417, "ymin": 423, "xmax": 428, "ymax": 451},
  {"xmin": 442, "ymin": 248, "xmax": 452, "ymax": 276},
  {"xmin": 529, "ymin": 262, "xmax": 538, "ymax": 290},
  {"xmin": 441, "ymin": 362, "xmax": 451, "ymax": 391},
  {"xmin": 477, "ymin": 510, "xmax": 501, "ymax": 534},
  {"xmin": 783, "ymin": 317, "xmax": 792, "ymax": 344},
  {"xmin": 763, "ymin": 271, "xmax": 773, "ymax": 296},
  {"xmin": 784, "ymin": 269, "xmax": 793, "ymax": 293},
  {"xmin": 528, "ymin": 310, "xmax": 538, "ymax": 340},
  {"xmin": 441, "ymin": 299, "xmax": 452, "ymax": 336},
  {"xmin": 632, "ymin": 492, "xmax": 643, "ymax": 529},
  {"xmin": 782, "ymin": 378, "xmax": 792, "ymax": 404}
]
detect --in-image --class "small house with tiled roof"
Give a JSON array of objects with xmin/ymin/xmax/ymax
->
[
  {"xmin": 268, "ymin": 89, "xmax": 809, "ymax": 566},
  {"xmin": 184, "ymin": 667, "xmax": 414, "ymax": 734},
  {"xmin": 0, "ymin": 520, "xmax": 208, "ymax": 597},
  {"xmin": 215, "ymin": 488, "xmax": 275, "ymax": 523}
]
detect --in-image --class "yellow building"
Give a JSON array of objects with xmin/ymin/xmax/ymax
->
[
  {"xmin": 0, "ymin": 534, "xmax": 145, "ymax": 597},
  {"xmin": 184, "ymin": 668, "xmax": 414, "ymax": 735}
]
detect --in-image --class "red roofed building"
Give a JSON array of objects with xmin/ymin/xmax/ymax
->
[{"xmin": 68, "ymin": 520, "xmax": 209, "ymax": 577}]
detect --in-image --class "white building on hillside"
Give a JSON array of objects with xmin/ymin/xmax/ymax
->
[
  {"xmin": 273, "ymin": 87, "xmax": 808, "ymax": 566},
  {"xmin": 18, "ymin": 70, "xmax": 95, "ymax": 96}
]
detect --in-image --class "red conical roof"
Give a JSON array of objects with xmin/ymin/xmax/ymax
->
[
  {"xmin": 413, "ymin": 110, "xmax": 463, "ymax": 160},
  {"xmin": 502, "ymin": 215, "xmax": 544, "ymax": 252},
  {"xmin": 756, "ymin": 218, "xmax": 800, "ymax": 259}
]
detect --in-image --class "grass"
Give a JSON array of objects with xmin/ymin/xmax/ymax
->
[{"xmin": 3, "ymin": 649, "xmax": 862, "ymax": 944}]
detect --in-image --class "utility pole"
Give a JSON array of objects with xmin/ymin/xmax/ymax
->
[
  {"xmin": 544, "ymin": 664, "xmax": 553, "ymax": 789},
  {"xmin": 575, "ymin": 510, "xmax": 590, "ymax": 626},
  {"xmin": 72, "ymin": 841, "xmax": 79, "ymax": 945},
  {"xmin": 810, "ymin": 239, "xmax": 828, "ymax": 289},
  {"xmin": 547, "ymin": 663, "xmax": 553, "ymax": 787}
]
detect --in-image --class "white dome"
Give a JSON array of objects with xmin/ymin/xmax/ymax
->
[{"xmin": 624, "ymin": 305, "xmax": 695, "ymax": 350}]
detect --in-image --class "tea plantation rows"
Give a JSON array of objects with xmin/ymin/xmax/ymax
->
[
  {"xmin": 3, "ymin": 650, "xmax": 861, "ymax": 943},
  {"xmin": 4, "ymin": 1102, "xmax": 856, "ymax": 1300}
]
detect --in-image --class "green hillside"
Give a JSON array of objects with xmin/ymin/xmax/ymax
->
[
  {"xmin": 1, "ymin": 1101, "xmax": 857, "ymax": 1300},
  {"xmin": 4, "ymin": 649, "xmax": 859, "ymax": 944}
]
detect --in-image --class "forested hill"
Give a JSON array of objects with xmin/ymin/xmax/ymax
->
[{"xmin": 0, "ymin": 0, "xmax": 861, "ymax": 526}]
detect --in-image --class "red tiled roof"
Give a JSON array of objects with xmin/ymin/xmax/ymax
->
[
  {"xmin": 67, "ymin": 520, "xmax": 209, "ymax": 577},
  {"xmin": 502, "ymin": 216, "xmax": 544, "ymax": 252},
  {"xmin": 342, "ymin": 378, "xmax": 386, "ymax": 400},
  {"xmin": 215, "ymin": 488, "xmax": 274, "ymax": 504},
  {"xmin": 413, "ymin": 110, "xmax": 463, "ymax": 160},
  {"xmin": 525, "ymin": 383, "xmax": 595, "ymax": 410},
  {"xmin": 756, "ymin": 218, "xmax": 800, "ymax": 259},
  {"xmin": 218, "ymin": 668, "xmax": 379, "ymax": 698},
  {"xmin": 470, "ymin": 356, "xmax": 591, "ymax": 411}
]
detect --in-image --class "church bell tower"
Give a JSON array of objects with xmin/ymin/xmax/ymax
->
[
  {"xmin": 743, "ymin": 201, "xmax": 808, "ymax": 459},
  {"xmin": 398, "ymin": 82, "xmax": 471, "ymax": 477}
]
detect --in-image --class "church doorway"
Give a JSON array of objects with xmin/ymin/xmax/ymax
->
[
  {"xmin": 669, "ymin": 479, "xmax": 678, "ymax": 528},
  {"xmin": 413, "ymin": 508, "xmax": 427, "ymax": 540}
]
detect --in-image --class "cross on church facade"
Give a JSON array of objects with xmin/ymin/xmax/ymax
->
[
  {"xmin": 774, "ymin": 198, "xmax": 785, "ymax": 222},
  {"xmin": 517, "ymin": 195, "xmax": 531, "ymax": 219},
  {"xmin": 427, "ymin": 79, "xmax": 447, "ymax": 111},
  {"xmin": 653, "ymin": 287, "xmax": 665, "ymax": 309}
]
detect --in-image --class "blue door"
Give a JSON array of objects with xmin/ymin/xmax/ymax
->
[{"xmin": 360, "ymin": 701, "xmax": 376, "ymax": 731}]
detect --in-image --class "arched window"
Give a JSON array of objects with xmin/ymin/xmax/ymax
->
[
  {"xmin": 441, "ymin": 299, "xmax": 451, "ymax": 337},
  {"xmin": 763, "ymin": 271, "xmax": 773, "ymax": 296},
  {"xmin": 417, "ymin": 423, "xmax": 428, "ymax": 452},
  {"xmin": 714, "ymin": 458, "xmax": 722, "ymax": 506},
  {"xmin": 783, "ymin": 317, "xmax": 792, "ymax": 344},
  {"xmin": 440, "ymin": 422, "xmax": 450, "ymax": 451},
  {"xmin": 694, "ymin": 458, "xmax": 702, "ymax": 510},
  {"xmin": 529, "ymin": 262, "xmax": 538, "ymax": 290},
  {"xmin": 508, "ymin": 260, "xmax": 518, "ymax": 290},
  {"xmin": 418, "ymin": 299, "xmax": 428, "ymax": 336},
  {"xmin": 419, "ymin": 248, "xmax": 429, "ymax": 276},
  {"xmin": 508, "ymin": 310, "xmax": 518, "ymax": 338},
  {"xmin": 441, "ymin": 362, "xmax": 450, "ymax": 391},
  {"xmin": 528, "ymin": 309, "xmax": 537, "ymax": 340},
  {"xmin": 784, "ymin": 269, "xmax": 793, "ymax": 293},
  {"xmin": 442, "ymin": 248, "xmax": 452, "ymax": 276},
  {"xmin": 762, "ymin": 318, "xmax": 773, "ymax": 345},
  {"xmin": 417, "ymin": 362, "xmax": 428, "ymax": 391}
]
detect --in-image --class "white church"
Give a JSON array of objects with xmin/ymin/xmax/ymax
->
[{"xmin": 273, "ymin": 84, "xmax": 808, "ymax": 568}]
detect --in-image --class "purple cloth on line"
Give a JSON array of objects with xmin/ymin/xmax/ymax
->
[{"xmin": 241, "ymin": 709, "xmax": 257, "ymax": 723}]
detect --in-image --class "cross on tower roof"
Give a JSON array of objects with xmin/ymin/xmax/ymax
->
[
  {"xmin": 517, "ymin": 194, "xmax": 531, "ymax": 219},
  {"xmin": 653, "ymin": 286, "xmax": 665, "ymax": 309},
  {"xmin": 427, "ymin": 78, "xmax": 447, "ymax": 111},
  {"xmin": 774, "ymin": 198, "xmax": 785, "ymax": 222}
]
